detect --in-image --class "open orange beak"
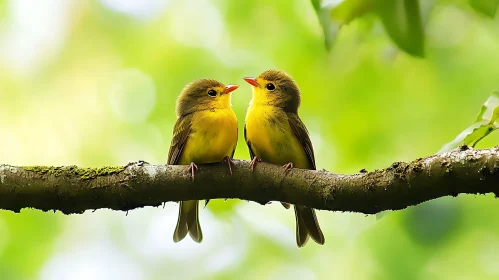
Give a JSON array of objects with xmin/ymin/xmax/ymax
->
[
  {"xmin": 243, "ymin": 77, "xmax": 259, "ymax": 87},
  {"xmin": 224, "ymin": 84, "xmax": 239, "ymax": 94}
]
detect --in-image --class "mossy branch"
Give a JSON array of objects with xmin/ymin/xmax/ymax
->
[{"xmin": 0, "ymin": 146, "xmax": 498, "ymax": 215}]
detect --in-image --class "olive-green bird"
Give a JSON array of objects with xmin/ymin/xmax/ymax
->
[
  {"xmin": 243, "ymin": 69, "xmax": 325, "ymax": 247},
  {"xmin": 168, "ymin": 79, "xmax": 239, "ymax": 243}
]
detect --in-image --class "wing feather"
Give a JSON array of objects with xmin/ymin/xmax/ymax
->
[
  {"xmin": 244, "ymin": 124, "xmax": 256, "ymax": 160},
  {"xmin": 287, "ymin": 113, "xmax": 316, "ymax": 170},
  {"xmin": 167, "ymin": 115, "xmax": 192, "ymax": 165}
]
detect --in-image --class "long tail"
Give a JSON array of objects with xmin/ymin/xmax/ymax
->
[
  {"xmin": 173, "ymin": 200, "xmax": 203, "ymax": 243},
  {"xmin": 294, "ymin": 205, "xmax": 325, "ymax": 247}
]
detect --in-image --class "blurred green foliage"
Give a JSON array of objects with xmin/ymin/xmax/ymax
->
[
  {"xmin": 316, "ymin": 0, "xmax": 498, "ymax": 56},
  {"xmin": 470, "ymin": 0, "xmax": 499, "ymax": 17},
  {"xmin": 1, "ymin": 0, "xmax": 499, "ymax": 279}
]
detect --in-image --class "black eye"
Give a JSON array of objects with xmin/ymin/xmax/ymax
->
[
  {"xmin": 266, "ymin": 83, "xmax": 275, "ymax": 91},
  {"xmin": 208, "ymin": 89, "xmax": 217, "ymax": 97}
]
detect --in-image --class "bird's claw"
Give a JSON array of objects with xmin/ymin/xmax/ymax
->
[
  {"xmin": 222, "ymin": 156, "xmax": 234, "ymax": 175},
  {"xmin": 249, "ymin": 157, "xmax": 261, "ymax": 172},
  {"xmin": 282, "ymin": 162, "xmax": 294, "ymax": 172},
  {"xmin": 187, "ymin": 162, "xmax": 198, "ymax": 181}
]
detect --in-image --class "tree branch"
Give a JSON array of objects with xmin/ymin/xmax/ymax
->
[{"xmin": 0, "ymin": 146, "xmax": 498, "ymax": 215}]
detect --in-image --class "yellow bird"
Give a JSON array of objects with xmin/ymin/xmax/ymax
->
[
  {"xmin": 168, "ymin": 79, "xmax": 239, "ymax": 243},
  {"xmin": 243, "ymin": 70, "xmax": 325, "ymax": 247}
]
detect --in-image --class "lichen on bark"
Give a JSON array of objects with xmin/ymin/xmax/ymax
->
[{"xmin": 24, "ymin": 165, "xmax": 126, "ymax": 179}]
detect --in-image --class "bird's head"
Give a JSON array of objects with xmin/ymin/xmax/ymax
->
[
  {"xmin": 244, "ymin": 69, "xmax": 301, "ymax": 113},
  {"xmin": 176, "ymin": 79, "xmax": 238, "ymax": 117}
]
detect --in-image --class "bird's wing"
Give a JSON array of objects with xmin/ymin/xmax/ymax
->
[
  {"xmin": 244, "ymin": 124, "xmax": 256, "ymax": 160},
  {"xmin": 287, "ymin": 113, "xmax": 316, "ymax": 170},
  {"xmin": 167, "ymin": 115, "xmax": 192, "ymax": 165},
  {"xmin": 231, "ymin": 126, "xmax": 238, "ymax": 159}
]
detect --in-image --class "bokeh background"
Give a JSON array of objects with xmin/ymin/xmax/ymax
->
[{"xmin": 1, "ymin": 0, "xmax": 499, "ymax": 279}]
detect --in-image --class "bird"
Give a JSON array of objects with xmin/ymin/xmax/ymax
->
[
  {"xmin": 168, "ymin": 79, "xmax": 239, "ymax": 243},
  {"xmin": 243, "ymin": 69, "xmax": 325, "ymax": 247}
]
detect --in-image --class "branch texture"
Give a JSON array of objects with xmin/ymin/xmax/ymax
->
[{"xmin": 1, "ymin": 146, "xmax": 498, "ymax": 215}]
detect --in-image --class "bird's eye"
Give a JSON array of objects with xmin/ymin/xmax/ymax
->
[
  {"xmin": 208, "ymin": 89, "xmax": 217, "ymax": 97},
  {"xmin": 266, "ymin": 83, "xmax": 276, "ymax": 91}
]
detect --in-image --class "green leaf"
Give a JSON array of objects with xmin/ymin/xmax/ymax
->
[
  {"xmin": 469, "ymin": 0, "xmax": 499, "ymax": 18},
  {"xmin": 438, "ymin": 91, "xmax": 499, "ymax": 154},
  {"xmin": 313, "ymin": 0, "xmax": 377, "ymax": 50},
  {"xmin": 330, "ymin": 0, "xmax": 378, "ymax": 24},
  {"xmin": 313, "ymin": 0, "xmax": 427, "ymax": 56},
  {"xmin": 311, "ymin": 0, "xmax": 321, "ymax": 11},
  {"xmin": 462, "ymin": 122, "xmax": 495, "ymax": 145},
  {"xmin": 316, "ymin": 4, "xmax": 339, "ymax": 50},
  {"xmin": 376, "ymin": 0, "xmax": 425, "ymax": 57}
]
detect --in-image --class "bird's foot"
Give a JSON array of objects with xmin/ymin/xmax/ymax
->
[
  {"xmin": 187, "ymin": 162, "xmax": 198, "ymax": 181},
  {"xmin": 222, "ymin": 156, "xmax": 234, "ymax": 175},
  {"xmin": 249, "ymin": 157, "xmax": 261, "ymax": 172},
  {"xmin": 282, "ymin": 162, "xmax": 294, "ymax": 172}
]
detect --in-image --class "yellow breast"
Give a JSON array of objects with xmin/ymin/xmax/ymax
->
[
  {"xmin": 245, "ymin": 105, "xmax": 310, "ymax": 169},
  {"xmin": 179, "ymin": 108, "xmax": 238, "ymax": 165}
]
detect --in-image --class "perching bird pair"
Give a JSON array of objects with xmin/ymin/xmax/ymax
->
[{"xmin": 168, "ymin": 69, "xmax": 324, "ymax": 248}]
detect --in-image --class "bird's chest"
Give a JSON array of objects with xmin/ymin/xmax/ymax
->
[
  {"xmin": 245, "ymin": 106, "xmax": 303, "ymax": 165},
  {"xmin": 181, "ymin": 110, "xmax": 238, "ymax": 164}
]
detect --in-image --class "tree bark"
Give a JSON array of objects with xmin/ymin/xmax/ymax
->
[{"xmin": 0, "ymin": 146, "xmax": 498, "ymax": 215}]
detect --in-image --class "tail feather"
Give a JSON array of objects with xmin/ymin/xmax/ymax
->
[
  {"xmin": 294, "ymin": 206, "xmax": 310, "ymax": 247},
  {"xmin": 173, "ymin": 201, "xmax": 189, "ymax": 243},
  {"xmin": 187, "ymin": 201, "xmax": 202, "ymax": 242},
  {"xmin": 294, "ymin": 205, "xmax": 325, "ymax": 247},
  {"xmin": 173, "ymin": 200, "xmax": 203, "ymax": 243}
]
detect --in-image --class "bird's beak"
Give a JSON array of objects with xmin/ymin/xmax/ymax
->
[
  {"xmin": 224, "ymin": 84, "xmax": 239, "ymax": 94},
  {"xmin": 243, "ymin": 77, "xmax": 259, "ymax": 87}
]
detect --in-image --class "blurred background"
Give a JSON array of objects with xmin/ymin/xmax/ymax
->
[{"xmin": 1, "ymin": 0, "xmax": 499, "ymax": 279}]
